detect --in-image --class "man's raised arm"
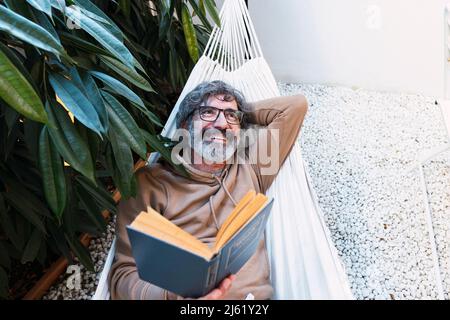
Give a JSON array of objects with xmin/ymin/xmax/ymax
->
[{"xmin": 246, "ymin": 94, "xmax": 308, "ymax": 192}]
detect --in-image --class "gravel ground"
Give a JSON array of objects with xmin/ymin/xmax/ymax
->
[
  {"xmin": 43, "ymin": 83, "xmax": 450, "ymax": 300},
  {"xmin": 43, "ymin": 219, "xmax": 115, "ymax": 300}
]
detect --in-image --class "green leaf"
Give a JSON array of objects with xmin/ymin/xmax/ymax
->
[
  {"xmin": 59, "ymin": 32, "xmax": 112, "ymax": 57},
  {"xmin": 39, "ymin": 127, "xmax": 67, "ymax": 220},
  {"xmin": 49, "ymin": 0, "xmax": 65, "ymax": 12},
  {"xmin": 0, "ymin": 47, "xmax": 47, "ymax": 123},
  {"xmin": 66, "ymin": 66, "xmax": 86, "ymax": 92},
  {"xmin": 36, "ymin": 239, "xmax": 47, "ymax": 265},
  {"xmin": 0, "ymin": 5, "xmax": 67, "ymax": 58},
  {"xmin": 101, "ymin": 91, "xmax": 147, "ymax": 160},
  {"xmin": 132, "ymin": 57, "xmax": 148, "ymax": 75},
  {"xmin": 181, "ymin": 3, "xmax": 199, "ymax": 62},
  {"xmin": 140, "ymin": 129, "xmax": 188, "ymax": 178},
  {"xmin": 47, "ymin": 221, "xmax": 73, "ymax": 263},
  {"xmin": 32, "ymin": 7, "xmax": 59, "ymax": 41},
  {"xmin": 108, "ymin": 125, "xmax": 134, "ymax": 181},
  {"xmin": 76, "ymin": 184, "xmax": 106, "ymax": 232},
  {"xmin": 74, "ymin": 214, "xmax": 103, "ymax": 236},
  {"xmin": 90, "ymin": 71, "xmax": 145, "ymax": 108},
  {"xmin": 178, "ymin": 53, "xmax": 188, "ymax": 84},
  {"xmin": 0, "ymin": 241, "xmax": 11, "ymax": 270},
  {"xmin": 21, "ymin": 228, "xmax": 43, "ymax": 263},
  {"xmin": 75, "ymin": 175, "xmax": 116, "ymax": 214},
  {"xmin": 72, "ymin": 0, "xmax": 123, "ymax": 41},
  {"xmin": 161, "ymin": 0, "xmax": 171, "ymax": 12},
  {"xmin": 199, "ymin": 0, "xmax": 206, "ymax": 16},
  {"xmin": 139, "ymin": 99, "xmax": 164, "ymax": 128},
  {"xmin": 45, "ymin": 100, "xmax": 95, "ymax": 183},
  {"xmin": 158, "ymin": 11, "xmax": 171, "ymax": 40},
  {"xmin": 105, "ymin": 143, "xmax": 136, "ymax": 199},
  {"xmin": 99, "ymin": 55, "xmax": 154, "ymax": 92},
  {"xmin": 3, "ymin": 192, "xmax": 46, "ymax": 234},
  {"xmin": 4, "ymin": 0, "xmax": 36, "ymax": 21},
  {"xmin": 49, "ymin": 72, "xmax": 104, "ymax": 135},
  {"xmin": 0, "ymin": 266, "xmax": 8, "ymax": 298},
  {"xmin": 0, "ymin": 42, "xmax": 39, "ymax": 93},
  {"xmin": 80, "ymin": 71, "xmax": 109, "ymax": 132},
  {"xmin": 76, "ymin": 120, "xmax": 101, "ymax": 163},
  {"xmin": 23, "ymin": 118, "xmax": 42, "ymax": 160},
  {"xmin": 102, "ymin": 85, "xmax": 164, "ymax": 127},
  {"xmin": 119, "ymin": 0, "xmax": 130, "ymax": 18},
  {"xmin": 26, "ymin": 0, "xmax": 52, "ymax": 18},
  {"xmin": 188, "ymin": 0, "xmax": 212, "ymax": 32},
  {"xmin": 168, "ymin": 49, "xmax": 178, "ymax": 88},
  {"xmin": 0, "ymin": 172, "xmax": 52, "ymax": 220},
  {"xmin": 76, "ymin": 6, "xmax": 110, "ymax": 25},
  {"xmin": 64, "ymin": 6, "xmax": 133, "ymax": 67},
  {"xmin": 65, "ymin": 235, "xmax": 94, "ymax": 271},
  {"xmin": 140, "ymin": 129, "xmax": 172, "ymax": 161},
  {"xmin": 204, "ymin": 0, "xmax": 221, "ymax": 27},
  {"xmin": 61, "ymin": 176, "xmax": 76, "ymax": 238},
  {"xmin": 0, "ymin": 195, "xmax": 25, "ymax": 250},
  {"xmin": 4, "ymin": 105, "xmax": 19, "ymax": 136}
]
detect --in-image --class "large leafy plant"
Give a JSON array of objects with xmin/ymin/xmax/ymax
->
[{"xmin": 0, "ymin": 0, "xmax": 219, "ymax": 299}]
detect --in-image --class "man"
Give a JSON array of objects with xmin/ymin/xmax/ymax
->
[{"xmin": 108, "ymin": 80, "xmax": 308, "ymax": 300}]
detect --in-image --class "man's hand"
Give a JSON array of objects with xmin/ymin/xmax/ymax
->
[{"xmin": 197, "ymin": 274, "xmax": 236, "ymax": 300}]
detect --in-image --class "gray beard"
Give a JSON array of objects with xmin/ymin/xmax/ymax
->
[{"xmin": 188, "ymin": 123, "xmax": 238, "ymax": 164}]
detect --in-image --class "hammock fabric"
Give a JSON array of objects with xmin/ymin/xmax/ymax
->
[{"xmin": 93, "ymin": 0, "xmax": 353, "ymax": 300}]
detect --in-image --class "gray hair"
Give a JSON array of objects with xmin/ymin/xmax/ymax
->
[{"xmin": 175, "ymin": 80, "xmax": 250, "ymax": 129}]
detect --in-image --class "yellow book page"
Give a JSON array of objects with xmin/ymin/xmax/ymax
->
[
  {"xmin": 215, "ymin": 190, "xmax": 256, "ymax": 244},
  {"xmin": 132, "ymin": 213, "xmax": 210, "ymax": 254},
  {"xmin": 131, "ymin": 211, "xmax": 213, "ymax": 260},
  {"xmin": 131, "ymin": 220, "xmax": 213, "ymax": 260},
  {"xmin": 143, "ymin": 208, "xmax": 194, "ymax": 238},
  {"xmin": 213, "ymin": 193, "xmax": 268, "ymax": 252},
  {"xmin": 139, "ymin": 208, "xmax": 214, "ymax": 250},
  {"xmin": 132, "ymin": 210, "xmax": 210, "ymax": 252}
]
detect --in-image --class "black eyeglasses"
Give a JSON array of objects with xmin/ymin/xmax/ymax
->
[{"xmin": 192, "ymin": 106, "xmax": 244, "ymax": 125}]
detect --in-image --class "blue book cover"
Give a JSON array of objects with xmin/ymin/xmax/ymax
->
[{"xmin": 126, "ymin": 198, "xmax": 274, "ymax": 298}]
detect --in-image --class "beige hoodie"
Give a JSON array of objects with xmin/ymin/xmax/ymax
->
[{"xmin": 108, "ymin": 94, "xmax": 308, "ymax": 300}]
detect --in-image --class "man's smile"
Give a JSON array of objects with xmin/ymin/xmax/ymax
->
[
  {"xmin": 202, "ymin": 129, "xmax": 230, "ymax": 144},
  {"xmin": 209, "ymin": 135, "xmax": 227, "ymax": 143}
]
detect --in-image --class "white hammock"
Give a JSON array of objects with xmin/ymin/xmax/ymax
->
[{"xmin": 93, "ymin": 0, "xmax": 353, "ymax": 300}]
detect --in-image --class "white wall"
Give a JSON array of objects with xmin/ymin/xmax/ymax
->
[{"xmin": 246, "ymin": 0, "xmax": 448, "ymax": 97}]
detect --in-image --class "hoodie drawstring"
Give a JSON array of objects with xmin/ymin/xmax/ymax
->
[
  {"xmin": 209, "ymin": 196, "xmax": 220, "ymax": 230},
  {"xmin": 209, "ymin": 171, "xmax": 237, "ymax": 231}
]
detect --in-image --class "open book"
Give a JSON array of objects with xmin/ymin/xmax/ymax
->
[{"xmin": 126, "ymin": 190, "xmax": 274, "ymax": 298}]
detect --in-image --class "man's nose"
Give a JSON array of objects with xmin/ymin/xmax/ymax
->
[{"xmin": 213, "ymin": 111, "xmax": 229, "ymax": 128}]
